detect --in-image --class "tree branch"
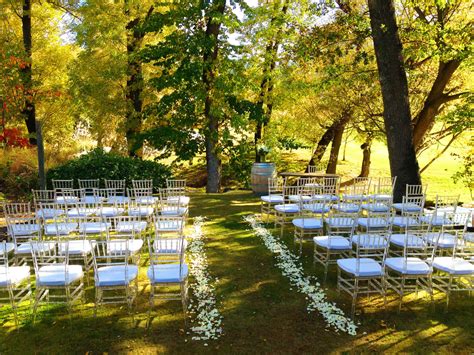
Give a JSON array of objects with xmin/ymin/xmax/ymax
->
[{"xmin": 420, "ymin": 132, "xmax": 462, "ymax": 173}]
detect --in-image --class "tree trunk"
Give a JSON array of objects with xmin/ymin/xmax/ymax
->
[
  {"xmin": 21, "ymin": 0, "xmax": 36, "ymax": 145},
  {"xmin": 412, "ymin": 59, "xmax": 461, "ymax": 151},
  {"xmin": 254, "ymin": 1, "xmax": 288, "ymax": 162},
  {"xmin": 306, "ymin": 123, "xmax": 336, "ymax": 170},
  {"xmin": 36, "ymin": 120, "xmax": 45, "ymax": 189},
  {"xmin": 124, "ymin": 4, "xmax": 153, "ymax": 158},
  {"xmin": 368, "ymin": 0, "xmax": 421, "ymax": 202},
  {"xmin": 359, "ymin": 138, "xmax": 372, "ymax": 177},
  {"xmin": 203, "ymin": 0, "xmax": 226, "ymax": 193},
  {"xmin": 326, "ymin": 116, "xmax": 347, "ymax": 174}
]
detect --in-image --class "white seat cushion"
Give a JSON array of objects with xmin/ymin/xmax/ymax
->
[
  {"xmin": 44, "ymin": 222, "xmax": 78, "ymax": 236},
  {"xmin": 351, "ymin": 234, "xmax": 388, "ymax": 248},
  {"xmin": 147, "ymin": 264, "xmax": 189, "ymax": 284},
  {"xmin": 167, "ymin": 196, "xmax": 190, "ymax": 205},
  {"xmin": 0, "ymin": 242, "xmax": 15, "ymax": 256},
  {"xmin": 67, "ymin": 208, "xmax": 98, "ymax": 218},
  {"xmin": 128, "ymin": 206, "xmax": 154, "ymax": 217},
  {"xmin": 337, "ymin": 258, "xmax": 383, "ymax": 277},
  {"xmin": 161, "ymin": 207, "xmax": 188, "ymax": 216},
  {"xmin": 107, "ymin": 239, "xmax": 144, "ymax": 254},
  {"xmin": 9, "ymin": 224, "xmax": 41, "ymax": 236},
  {"xmin": 0, "ymin": 265, "xmax": 30, "ymax": 286},
  {"xmin": 292, "ymin": 218, "xmax": 323, "ymax": 229},
  {"xmin": 391, "ymin": 216, "xmax": 420, "ymax": 228},
  {"xmin": 136, "ymin": 196, "xmax": 157, "ymax": 205},
  {"xmin": 15, "ymin": 242, "xmax": 56, "ymax": 255},
  {"xmin": 289, "ymin": 195, "xmax": 312, "ymax": 203},
  {"xmin": 342, "ymin": 194, "xmax": 368, "ymax": 201},
  {"xmin": 357, "ymin": 218, "xmax": 390, "ymax": 229},
  {"xmin": 332, "ymin": 203, "xmax": 360, "ymax": 213},
  {"xmin": 465, "ymin": 233, "xmax": 474, "ymax": 242},
  {"xmin": 311, "ymin": 194, "xmax": 339, "ymax": 202},
  {"xmin": 313, "ymin": 236, "xmax": 351, "ymax": 250},
  {"xmin": 261, "ymin": 194, "xmax": 284, "ymax": 203},
  {"xmin": 385, "ymin": 257, "xmax": 431, "ymax": 275},
  {"xmin": 426, "ymin": 232, "xmax": 456, "ymax": 248},
  {"xmin": 82, "ymin": 196, "xmax": 103, "ymax": 204},
  {"xmin": 432, "ymin": 257, "xmax": 474, "ymax": 275},
  {"xmin": 153, "ymin": 239, "xmax": 187, "ymax": 253},
  {"xmin": 107, "ymin": 196, "xmax": 130, "ymax": 204},
  {"xmin": 58, "ymin": 240, "xmax": 93, "ymax": 255},
  {"xmin": 56, "ymin": 196, "xmax": 79, "ymax": 205},
  {"xmin": 302, "ymin": 203, "xmax": 331, "ymax": 213},
  {"xmin": 36, "ymin": 208, "xmax": 63, "ymax": 219},
  {"xmin": 419, "ymin": 215, "xmax": 451, "ymax": 226},
  {"xmin": 96, "ymin": 265, "xmax": 139, "ymax": 287},
  {"xmin": 98, "ymin": 207, "xmax": 125, "ymax": 217},
  {"xmin": 392, "ymin": 203, "xmax": 422, "ymax": 212},
  {"xmin": 116, "ymin": 221, "xmax": 148, "ymax": 233},
  {"xmin": 390, "ymin": 234, "xmax": 425, "ymax": 248},
  {"xmin": 361, "ymin": 203, "xmax": 390, "ymax": 212},
  {"xmin": 274, "ymin": 204, "xmax": 300, "ymax": 213},
  {"xmin": 37, "ymin": 264, "xmax": 83, "ymax": 287},
  {"xmin": 369, "ymin": 194, "xmax": 392, "ymax": 201},
  {"xmin": 79, "ymin": 222, "xmax": 111, "ymax": 234}
]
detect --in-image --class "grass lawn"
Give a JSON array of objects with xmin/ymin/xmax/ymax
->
[{"xmin": 1, "ymin": 190, "xmax": 473, "ymax": 353}]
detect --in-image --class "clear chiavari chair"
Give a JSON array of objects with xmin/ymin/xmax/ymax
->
[
  {"xmin": 0, "ymin": 240, "xmax": 31, "ymax": 326},
  {"xmin": 314, "ymin": 213, "xmax": 356, "ymax": 282},
  {"xmin": 312, "ymin": 176, "xmax": 340, "ymax": 202},
  {"xmin": 337, "ymin": 230, "xmax": 389, "ymax": 318},
  {"xmin": 55, "ymin": 188, "xmax": 83, "ymax": 206},
  {"xmin": 369, "ymin": 176, "xmax": 396, "ymax": 202},
  {"xmin": 260, "ymin": 177, "xmax": 284, "ymax": 222},
  {"xmin": 104, "ymin": 179, "xmax": 128, "ymax": 204},
  {"xmin": 420, "ymin": 195, "xmax": 460, "ymax": 226},
  {"xmin": 31, "ymin": 240, "xmax": 84, "ymax": 322},
  {"xmin": 274, "ymin": 185, "xmax": 301, "ymax": 236},
  {"xmin": 91, "ymin": 240, "xmax": 138, "ymax": 316},
  {"xmin": 425, "ymin": 211, "xmax": 471, "ymax": 251},
  {"xmin": 292, "ymin": 196, "xmax": 331, "ymax": 254},
  {"xmin": 6, "ymin": 215, "xmax": 46, "ymax": 265},
  {"xmin": 52, "ymin": 179, "xmax": 74, "ymax": 191},
  {"xmin": 431, "ymin": 229, "xmax": 474, "ymax": 307},
  {"xmin": 341, "ymin": 177, "xmax": 371, "ymax": 201},
  {"xmin": 105, "ymin": 215, "xmax": 145, "ymax": 263},
  {"xmin": 385, "ymin": 230, "xmax": 436, "ymax": 311},
  {"xmin": 157, "ymin": 189, "xmax": 188, "ymax": 218},
  {"xmin": 391, "ymin": 195, "xmax": 425, "ymax": 231},
  {"xmin": 146, "ymin": 233, "xmax": 188, "ymax": 327},
  {"xmin": 132, "ymin": 179, "xmax": 153, "ymax": 190}
]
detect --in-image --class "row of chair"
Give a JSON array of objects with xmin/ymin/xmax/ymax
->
[
  {"xmin": 0, "ymin": 180, "xmax": 191, "ymax": 326},
  {"xmin": 260, "ymin": 176, "xmax": 473, "ymax": 317}
]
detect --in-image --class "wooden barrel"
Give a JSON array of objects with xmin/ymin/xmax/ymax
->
[{"xmin": 251, "ymin": 163, "xmax": 276, "ymax": 195}]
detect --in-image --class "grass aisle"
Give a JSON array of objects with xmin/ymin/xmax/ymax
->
[{"xmin": 0, "ymin": 190, "xmax": 473, "ymax": 353}]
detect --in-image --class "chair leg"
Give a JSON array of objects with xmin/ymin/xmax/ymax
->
[
  {"xmin": 351, "ymin": 278, "xmax": 359, "ymax": 319},
  {"xmin": 8, "ymin": 288, "xmax": 19, "ymax": 327},
  {"xmin": 33, "ymin": 289, "xmax": 42, "ymax": 324}
]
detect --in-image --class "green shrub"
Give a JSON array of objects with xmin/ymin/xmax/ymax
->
[
  {"xmin": 0, "ymin": 148, "xmax": 38, "ymax": 200},
  {"xmin": 46, "ymin": 149, "xmax": 172, "ymax": 191}
]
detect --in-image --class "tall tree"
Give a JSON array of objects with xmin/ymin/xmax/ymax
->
[
  {"xmin": 368, "ymin": 0, "xmax": 421, "ymax": 201},
  {"xmin": 203, "ymin": 0, "xmax": 226, "ymax": 193},
  {"xmin": 20, "ymin": 0, "xmax": 36, "ymax": 145},
  {"xmin": 253, "ymin": 1, "xmax": 288, "ymax": 162},
  {"xmin": 124, "ymin": 2, "xmax": 154, "ymax": 158}
]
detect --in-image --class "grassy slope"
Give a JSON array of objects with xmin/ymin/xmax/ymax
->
[{"xmin": 1, "ymin": 191, "xmax": 473, "ymax": 354}]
